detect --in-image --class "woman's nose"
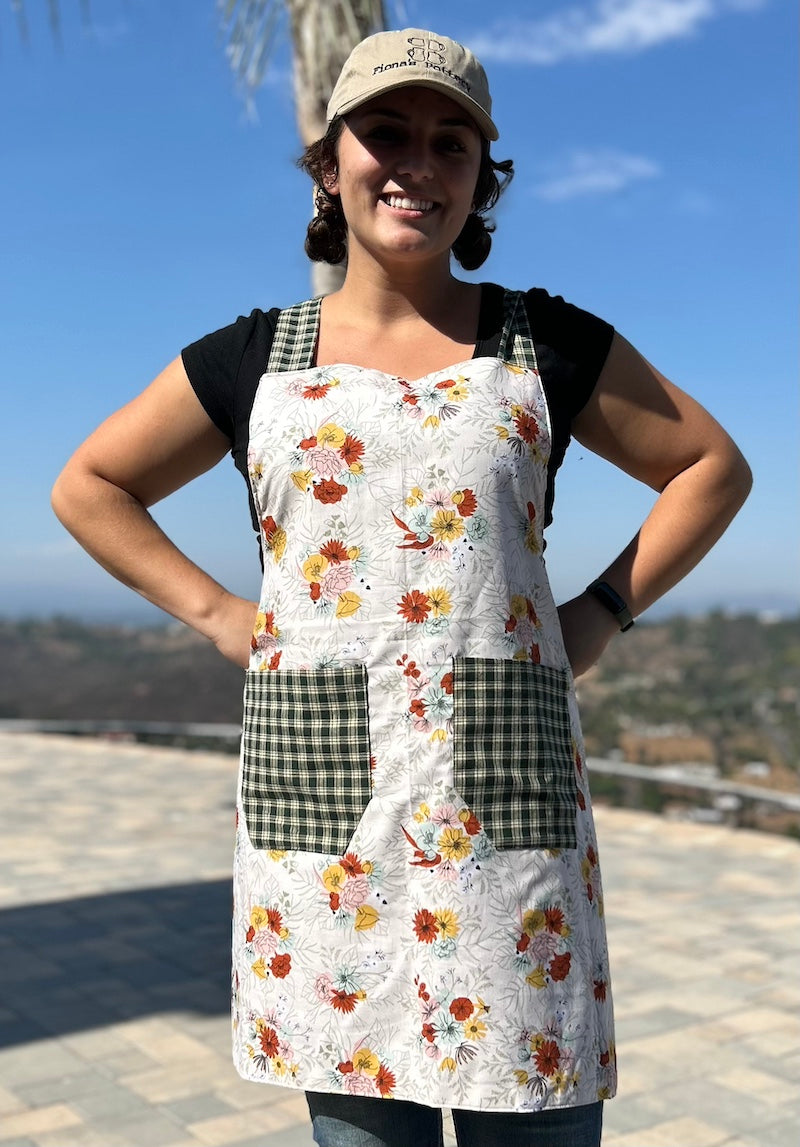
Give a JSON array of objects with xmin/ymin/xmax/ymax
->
[{"xmin": 396, "ymin": 145, "xmax": 434, "ymax": 181}]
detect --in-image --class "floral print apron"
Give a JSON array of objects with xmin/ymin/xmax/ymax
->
[{"xmin": 231, "ymin": 289, "xmax": 616, "ymax": 1112}]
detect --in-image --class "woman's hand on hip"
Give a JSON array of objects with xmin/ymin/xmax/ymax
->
[
  {"xmin": 206, "ymin": 593, "xmax": 259, "ymax": 669},
  {"xmin": 558, "ymin": 594, "xmax": 619, "ymax": 678}
]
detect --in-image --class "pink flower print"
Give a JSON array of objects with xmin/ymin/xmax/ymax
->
[
  {"xmin": 306, "ymin": 446, "xmax": 343, "ymax": 479},
  {"xmin": 420, "ymin": 997, "xmax": 440, "ymax": 1022},
  {"xmin": 426, "ymin": 541, "xmax": 451, "ymax": 563},
  {"xmin": 424, "ymin": 1042, "xmax": 441, "ymax": 1059},
  {"xmin": 314, "ymin": 972, "xmax": 334, "ymax": 1002},
  {"xmin": 431, "ymin": 804, "xmax": 461, "ymax": 829},
  {"xmin": 339, "ymin": 875, "xmax": 371, "ymax": 912},
  {"xmin": 343, "ymin": 1071, "xmax": 378, "ymax": 1096},
  {"xmin": 437, "ymin": 860, "xmax": 459, "ymax": 883},
  {"xmin": 320, "ymin": 562, "xmax": 354, "ymax": 601},
  {"xmin": 408, "ymin": 675, "xmax": 432, "ymax": 700},
  {"xmin": 413, "ymin": 717, "xmax": 432, "ymax": 733},
  {"xmin": 529, "ymin": 931, "xmax": 560, "ymax": 963},
  {"xmin": 516, "ymin": 619, "xmax": 537, "ymax": 649},
  {"xmin": 253, "ymin": 632, "xmax": 278, "ymax": 656},
  {"xmin": 252, "ymin": 928, "xmax": 279, "ymax": 959},
  {"xmin": 279, "ymin": 1040, "xmax": 295, "ymax": 1060},
  {"xmin": 425, "ymin": 488, "xmax": 455, "ymax": 511}
]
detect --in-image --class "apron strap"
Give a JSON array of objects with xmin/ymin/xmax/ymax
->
[
  {"xmin": 267, "ymin": 296, "xmax": 322, "ymax": 373},
  {"xmin": 498, "ymin": 289, "xmax": 539, "ymax": 374}
]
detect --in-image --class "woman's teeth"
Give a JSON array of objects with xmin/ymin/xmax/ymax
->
[{"xmin": 384, "ymin": 195, "xmax": 435, "ymax": 212}]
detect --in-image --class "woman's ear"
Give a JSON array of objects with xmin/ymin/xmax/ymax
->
[{"xmin": 322, "ymin": 167, "xmax": 339, "ymax": 196}]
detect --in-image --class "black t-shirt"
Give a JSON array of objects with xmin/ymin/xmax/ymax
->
[{"xmin": 182, "ymin": 282, "xmax": 614, "ymax": 555}]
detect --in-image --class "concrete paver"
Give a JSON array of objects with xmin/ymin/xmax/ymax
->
[{"xmin": 1, "ymin": 732, "xmax": 799, "ymax": 1147}]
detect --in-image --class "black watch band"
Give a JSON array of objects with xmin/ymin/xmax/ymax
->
[{"xmin": 585, "ymin": 579, "xmax": 635, "ymax": 632}]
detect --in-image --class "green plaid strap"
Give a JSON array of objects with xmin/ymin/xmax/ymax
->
[
  {"xmin": 452, "ymin": 657, "xmax": 577, "ymax": 850},
  {"xmin": 267, "ymin": 296, "xmax": 322, "ymax": 373},
  {"xmin": 241, "ymin": 665, "xmax": 372, "ymax": 854},
  {"xmin": 498, "ymin": 288, "xmax": 540, "ymax": 374}
]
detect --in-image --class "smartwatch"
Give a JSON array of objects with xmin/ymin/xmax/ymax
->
[{"xmin": 585, "ymin": 579, "xmax": 635, "ymax": 632}]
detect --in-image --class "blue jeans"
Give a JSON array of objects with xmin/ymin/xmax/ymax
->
[{"xmin": 306, "ymin": 1092, "xmax": 603, "ymax": 1147}]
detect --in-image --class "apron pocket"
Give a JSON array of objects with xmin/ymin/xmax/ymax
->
[
  {"xmin": 452, "ymin": 656, "xmax": 577, "ymax": 850},
  {"xmin": 242, "ymin": 664, "xmax": 372, "ymax": 854}
]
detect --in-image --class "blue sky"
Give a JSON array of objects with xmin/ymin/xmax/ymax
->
[{"xmin": 1, "ymin": 0, "xmax": 797, "ymax": 621}]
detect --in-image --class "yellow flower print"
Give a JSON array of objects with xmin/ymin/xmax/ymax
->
[
  {"xmin": 430, "ymin": 728, "xmax": 448, "ymax": 743},
  {"xmin": 302, "ymin": 553, "xmax": 330, "ymax": 582},
  {"xmin": 530, "ymin": 1033, "xmax": 545, "ymax": 1051},
  {"xmin": 288, "ymin": 1063, "xmax": 300, "ymax": 1079},
  {"xmin": 335, "ymin": 591, "xmax": 361, "ymax": 618},
  {"xmin": 349, "ymin": 461, "xmax": 364, "ymax": 475},
  {"xmin": 423, "ymin": 414, "xmax": 440, "ymax": 429},
  {"xmin": 510, "ymin": 404, "xmax": 524, "ymax": 419},
  {"xmin": 413, "ymin": 802, "xmax": 431, "ymax": 823},
  {"xmin": 474, "ymin": 996, "xmax": 490, "ymax": 1016},
  {"xmin": 322, "ymin": 864, "xmax": 346, "ymax": 893},
  {"xmin": 505, "ymin": 362, "xmax": 527, "ymax": 376},
  {"xmin": 427, "ymin": 586, "xmax": 452, "ymax": 617},
  {"xmin": 525, "ymin": 966, "xmax": 547, "ymax": 989},
  {"xmin": 250, "ymin": 462, "xmax": 264, "ymax": 480},
  {"xmin": 354, "ymin": 904, "xmax": 380, "ymax": 931},
  {"xmin": 272, "ymin": 1056, "xmax": 287, "ymax": 1076},
  {"xmin": 430, "ymin": 510, "xmax": 464, "ymax": 543},
  {"xmin": 439, "ymin": 1057, "xmax": 457, "ymax": 1073},
  {"xmin": 347, "ymin": 546, "xmax": 360, "ymax": 560},
  {"xmin": 597, "ymin": 1086, "xmax": 612, "ymax": 1100},
  {"xmin": 580, "ymin": 858, "xmax": 593, "ymax": 883},
  {"xmin": 271, "ymin": 526, "xmax": 287, "ymax": 562},
  {"xmin": 291, "ymin": 469, "xmax": 314, "ymax": 492},
  {"xmin": 317, "ymin": 422, "xmax": 346, "ymax": 448},
  {"xmin": 495, "ymin": 425, "xmax": 510, "ymax": 439},
  {"xmin": 438, "ymin": 826, "xmax": 472, "ymax": 861},
  {"xmin": 353, "ymin": 1049, "xmax": 380, "ymax": 1076},
  {"xmin": 406, "ymin": 486, "xmax": 425, "ymax": 506},
  {"xmin": 251, "ymin": 958, "xmax": 267, "ymax": 979},
  {"xmin": 522, "ymin": 909, "xmax": 547, "ymax": 936},
  {"xmin": 267, "ymin": 849, "xmax": 287, "ymax": 861},
  {"xmin": 361, "ymin": 860, "xmax": 374, "ymax": 875},
  {"xmin": 525, "ymin": 522, "xmax": 540, "ymax": 554},
  {"xmin": 447, "ymin": 384, "xmax": 468, "ymax": 401},
  {"xmin": 434, "ymin": 908, "xmax": 459, "ymax": 939},
  {"xmin": 553, "ymin": 1070, "xmax": 569, "ymax": 1094},
  {"xmin": 250, "ymin": 906, "xmax": 269, "ymax": 929},
  {"xmin": 278, "ymin": 926, "xmax": 289, "ymax": 940},
  {"xmin": 514, "ymin": 1069, "xmax": 529, "ymax": 1086},
  {"xmin": 510, "ymin": 594, "xmax": 528, "ymax": 619},
  {"xmin": 463, "ymin": 1018, "xmax": 487, "ymax": 1041}
]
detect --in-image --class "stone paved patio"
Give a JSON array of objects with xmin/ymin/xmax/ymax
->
[{"xmin": 1, "ymin": 732, "xmax": 798, "ymax": 1146}]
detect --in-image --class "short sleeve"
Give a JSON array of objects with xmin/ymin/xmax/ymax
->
[{"xmin": 181, "ymin": 308, "xmax": 280, "ymax": 443}]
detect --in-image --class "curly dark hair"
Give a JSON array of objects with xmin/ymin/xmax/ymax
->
[{"xmin": 298, "ymin": 117, "xmax": 514, "ymax": 271}]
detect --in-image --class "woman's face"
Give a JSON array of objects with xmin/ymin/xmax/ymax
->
[{"xmin": 327, "ymin": 86, "xmax": 483, "ymax": 269}]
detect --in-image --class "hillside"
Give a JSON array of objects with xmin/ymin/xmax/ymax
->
[{"xmin": 1, "ymin": 612, "xmax": 798, "ymax": 791}]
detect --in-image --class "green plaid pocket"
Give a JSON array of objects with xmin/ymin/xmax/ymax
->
[
  {"xmin": 452, "ymin": 657, "xmax": 577, "ymax": 850},
  {"xmin": 242, "ymin": 665, "xmax": 372, "ymax": 854}
]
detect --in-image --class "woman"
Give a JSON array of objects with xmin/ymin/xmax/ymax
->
[{"xmin": 52, "ymin": 27, "xmax": 751, "ymax": 1147}]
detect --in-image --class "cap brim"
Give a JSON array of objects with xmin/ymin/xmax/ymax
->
[{"xmin": 333, "ymin": 75, "xmax": 499, "ymax": 141}]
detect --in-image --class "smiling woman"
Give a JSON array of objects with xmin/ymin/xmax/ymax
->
[{"xmin": 51, "ymin": 24, "xmax": 751, "ymax": 1147}]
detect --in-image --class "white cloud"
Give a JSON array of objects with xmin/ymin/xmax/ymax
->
[
  {"xmin": 534, "ymin": 149, "xmax": 661, "ymax": 200},
  {"xmin": 469, "ymin": 0, "xmax": 768, "ymax": 65}
]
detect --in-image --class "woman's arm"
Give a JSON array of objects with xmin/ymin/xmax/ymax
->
[
  {"xmin": 558, "ymin": 333, "xmax": 752, "ymax": 677},
  {"xmin": 51, "ymin": 356, "xmax": 257, "ymax": 667}
]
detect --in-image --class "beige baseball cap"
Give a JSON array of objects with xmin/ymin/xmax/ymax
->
[{"xmin": 327, "ymin": 28, "xmax": 498, "ymax": 141}]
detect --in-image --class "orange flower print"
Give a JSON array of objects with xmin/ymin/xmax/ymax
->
[
  {"xmin": 414, "ymin": 909, "xmax": 438, "ymax": 943},
  {"xmin": 338, "ymin": 1059, "xmax": 354, "ymax": 1074},
  {"xmin": 453, "ymin": 488, "xmax": 477, "ymax": 516},
  {"xmin": 548, "ymin": 953, "xmax": 571, "ymax": 982},
  {"xmin": 303, "ymin": 381, "xmax": 330, "ymax": 400},
  {"xmin": 340, "ymin": 852, "xmax": 364, "ymax": 877},
  {"xmin": 314, "ymin": 478, "xmax": 348, "ymax": 504},
  {"xmin": 594, "ymin": 979, "xmax": 607, "ymax": 1002},
  {"xmin": 266, "ymin": 908, "xmax": 283, "ymax": 933},
  {"xmin": 398, "ymin": 590, "xmax": 430, "ymax": 623},
  {"xmin": 449, "ymin": 997, "xmax": 474, "ymax": 1021},
  {"xmin": 340, "ymin": 434, "xmax": 364, "ymax": 466},
  {"xmin": 409, "ymin": 699, "xmax": 427, "ymax": 717},
  {"xmin": 319, "ymin": 538, "xmax": 349, "ymax": 563},
  {"xmin": 330, "ymin": 990, "xmax": 359, "ymax": 1013},
  {"xmin": 534, "ymin": 1040, "xmax": 561, "ymax": 1077},
  {"xmin": 544, "ymin": 907, "xmax": 565, "ymax": 934},
  {"xmin": 269, "ymin": 953, "xmax": 291, "ymax": 978},
  {"xmin": 514, "ymin": 411, "xmax": 539, "ymax": 444},
  {"xmin": 375, "ymin": 1064, "xmax": 395, "ymax": 1096},
  {"xmin": 440, "ymin": 671, "xmax": 453, "ymax": 694},
  {"xmin": 259, "ymin": 1026, "xmax": 280, "ymax": 1058},
  {"xmin": 299, "ymin": 435, "xmax": 318, "ymax": 449}
]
